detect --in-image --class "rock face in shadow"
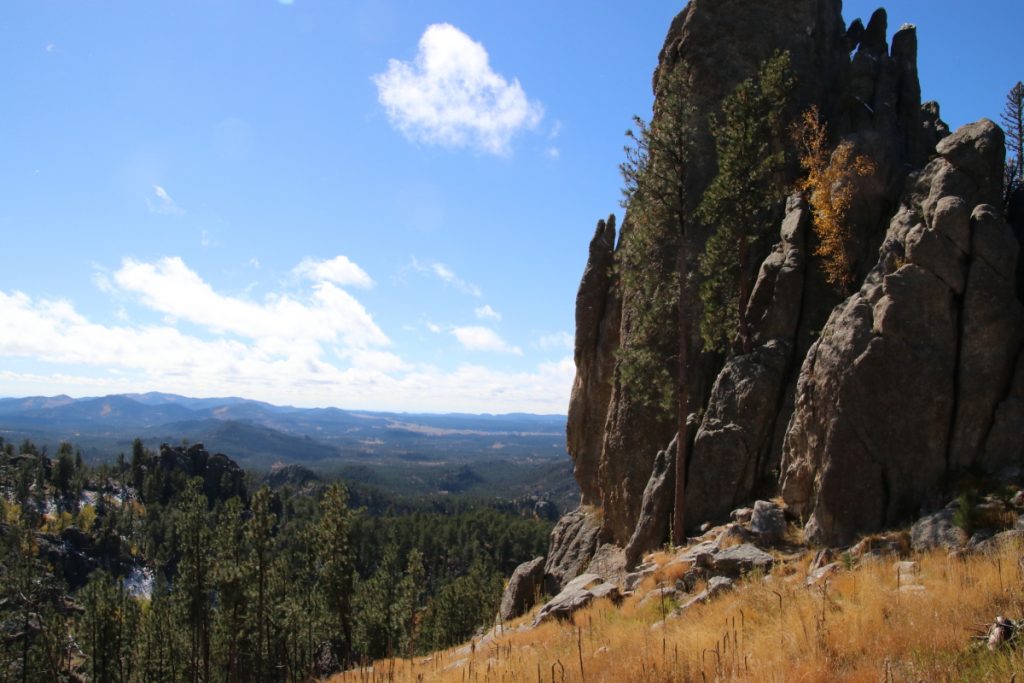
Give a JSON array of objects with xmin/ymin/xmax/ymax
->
[
  {"xmin": 781, "ymin": 120, "xmax": 1024, "ymax": 545},
  {"xmin": 623, "ymin": 436, "xmax": 676, "ymax": 568}
]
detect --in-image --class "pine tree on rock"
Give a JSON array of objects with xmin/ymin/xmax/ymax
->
[
  {"xmin": 618, "ymin": 62, "xmax": 695, "ymax": 544},
  {"xmin": 697, "ymin": 51, "xmax": 793, "ymax": 353}
]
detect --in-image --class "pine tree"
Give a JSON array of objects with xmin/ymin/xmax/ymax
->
[
  {"xmin": 617, "ymin": 61, "xmax": 695, "ymax": 544},
  {"xmin": 314, "ymin": 482, "xmax": 356, "ymax": 666},
  {"xmin": 697, "ymin": 52, "xmax": 793, "ymax": 353},
  {"xmin": 174, "ymin": 479, "xmax": 213, "ymax": 683},
  {"xmin": 246, "ymin": 486, "xmax": 277, "ymax": 682},
  {"xmin": 211, "ymin": 496, "xmax": 251, "ymax": 682},
  {"xmin": 80, "ymin": 570, "xmax": 140, "ymax": 682},
  {"xmin": 353, "ymin": 539, "xmax": 405, "ymax": 659},
  {"xmin": 1002, "ymin": 81, "xmax": 1024, "ymax": 204}
]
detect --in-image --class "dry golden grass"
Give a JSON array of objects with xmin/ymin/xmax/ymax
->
[{"xmin": 328, "ymin": 537, "xmax": 1024, "ymax": 683}]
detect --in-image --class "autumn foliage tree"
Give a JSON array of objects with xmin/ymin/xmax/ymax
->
[{"xmin": 793, "ymin": 106, "xmax": 875, "ymax": 289}]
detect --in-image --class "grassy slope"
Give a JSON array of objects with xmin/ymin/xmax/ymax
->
[{"xmin": 330, "ymin": 537, "xmax": 1024, "ymax": 682}]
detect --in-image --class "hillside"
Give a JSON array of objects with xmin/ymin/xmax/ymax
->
[{"xmin": 329, "ymin": 530, "xmax": 1024, "ymax": 682}]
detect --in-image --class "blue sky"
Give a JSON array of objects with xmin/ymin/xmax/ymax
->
[{"xmin": 1, "ymin": 0, "xmax": 1020, "ymax": 413}]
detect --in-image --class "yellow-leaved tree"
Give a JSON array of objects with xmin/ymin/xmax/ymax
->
[{"xmin": 793, "ymin": 106, "xmax": 875, "ymax": 289}]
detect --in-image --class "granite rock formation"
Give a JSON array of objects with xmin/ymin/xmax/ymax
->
[{"xmin": 562, "ymin": 0, "xmax": 1024, "ymax": 558}]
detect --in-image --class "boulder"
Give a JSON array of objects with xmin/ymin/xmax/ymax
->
[
  {"xmin": 586, "ymin": 544, "xmax": 628, "ymax": 586},
  {"xmin": 533, "ymin": 574, "xmax": 622, "ymax": 626},
  {"xmin": 730, "ymin": 507, "xmax": 753, "ymax": 525},
  {"xmin": 910, "ymin": 507, "xmax": 967, "ymax": 551},
  {"xmin": 624, "ymin": 562, "xmax": 657, "ymax": 592},
  {"xmin": 543, "ymin": 507, "xmax": 603, "ymax": 593},
  {"xmin": 749, "ymin": 500, "xmax": 787, "ymax": 543},
  {"xmin": 716, "ymin": 523, "xmax": 756, "ymax": 548},
  {"xmin": 675, "ymin": 576, "xmax": 735, "ymax": 614},
  {"xmin": 806, "ymin": 562, "xmax": 841, "ymax": 587},
  {"xmin": 710, "ymin": 544, "xmax": 774, "ymax": 577},
  {"xmin": 497, "ymin": 556, "xmax": 546, "ymax": 623}
]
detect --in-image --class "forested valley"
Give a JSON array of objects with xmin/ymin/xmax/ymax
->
[{"xmin": 0, "ymin": 436, "xmax": 552, "ymax": 681}]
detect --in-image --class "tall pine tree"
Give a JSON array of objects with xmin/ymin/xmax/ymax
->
[{"xmin": 697, "ymin": 51, "xmax": 793, "ymax": 353}]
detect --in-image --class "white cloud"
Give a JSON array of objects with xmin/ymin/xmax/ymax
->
[
  {"xmin": 411, "ymin": 258, "xmax": 481, "ymax": 297},
  {"xmin": 538, "ymin": 331, "xmax": 573, "ymax": 351},
  {"xmin": 294, "ymin": 255, "xmax": 374, "ymax": 288},
  {"xmin": 112, "ymin": 256, "xmax": 389, "ymax": 348},
  {"xmin": 452, "ymin": 326, "xmax": 521, "ymax": 355},
  {"xmin": 425, "ymin": 321, "xmax": 441, "ymax": 334},
  {"xmin": 545, "ymin": 147, "xmax": 560, "ymax": 159},
  {"xmin": 249, "ymin": 257, "xmax": 261, "ymax": 269},
  {"xmin": 147, "ymin": 184, "xmax": 183, "ymax": 215},
  {"xmin": 474, "ymin": 304, "xmax": 501, "ymax": 322},
  {"xmin": 374, "ymin": 23, "xmax": 543, "ymax": 155},
  {"xmin": 0, "ymin": 286, "xmax": 572, "ymax": 413}
]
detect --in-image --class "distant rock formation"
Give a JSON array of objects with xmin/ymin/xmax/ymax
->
[{"xmin": 158, "ymin": 442, "xmax": 247, "ymax": 503}]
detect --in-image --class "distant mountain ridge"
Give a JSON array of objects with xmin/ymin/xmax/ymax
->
[{"xmin": 0, "ymin": 393, "xmax": 569, "ymax": 480}]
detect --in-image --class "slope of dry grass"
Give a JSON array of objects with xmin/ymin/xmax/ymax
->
[{"xmin": 329, "ymin": 536, "xmax": 1024, "ymax": 682}]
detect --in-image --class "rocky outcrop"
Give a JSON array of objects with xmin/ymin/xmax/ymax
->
[
  {"xmin": 158, "ymin": 443, "xmax": 247, "ymax": 503},
  {"xmin": 558, "ymin": 0, "xmax": 1023, "ymax": 563},
  {"xmin": 543, "ymin": 507, "xmax": 603, "ymax": 593},
  {"xmin": 497, "ymin": 557, "xmax": 546, "ymax": 623},
  {"xmin": 533, "ymin": 574, "xmax": 622, "ymax": 626},
  {"xmin": 781, "ymin": 120, "xmax": 1024, "ymax": 545},
  {"xmin": 567, "ymin": 217, "xmax": 620, "ymax": 506},
  {"xmin": 563, "ymin": 0, "xmax": 962, "ymax": 552}
]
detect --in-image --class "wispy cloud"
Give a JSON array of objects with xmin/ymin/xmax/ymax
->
[
  {"xmin": 147, "ymin": 184, "xmax": 183, "ymax": 215},
  {"xmin": 411, "ymin": 258, "xmax": 481, "ymax": 297},
  {"xmin": 452, "ymin": 325, "xmax": 521, "ymax": 355},
  {"xmin": 294, "ymin": 255, "xmax": 374, "ymax": 289},
  {"xmin": 474, "ymin": 304, "xmax": 501, "ymax": 322},
  {"xmin": 113, "ymin": 256, "xmax": 389, "ymax": 348},
  {"xmin": 373, "ymin": 23, "xmax": 543, "ymax": 155}
]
